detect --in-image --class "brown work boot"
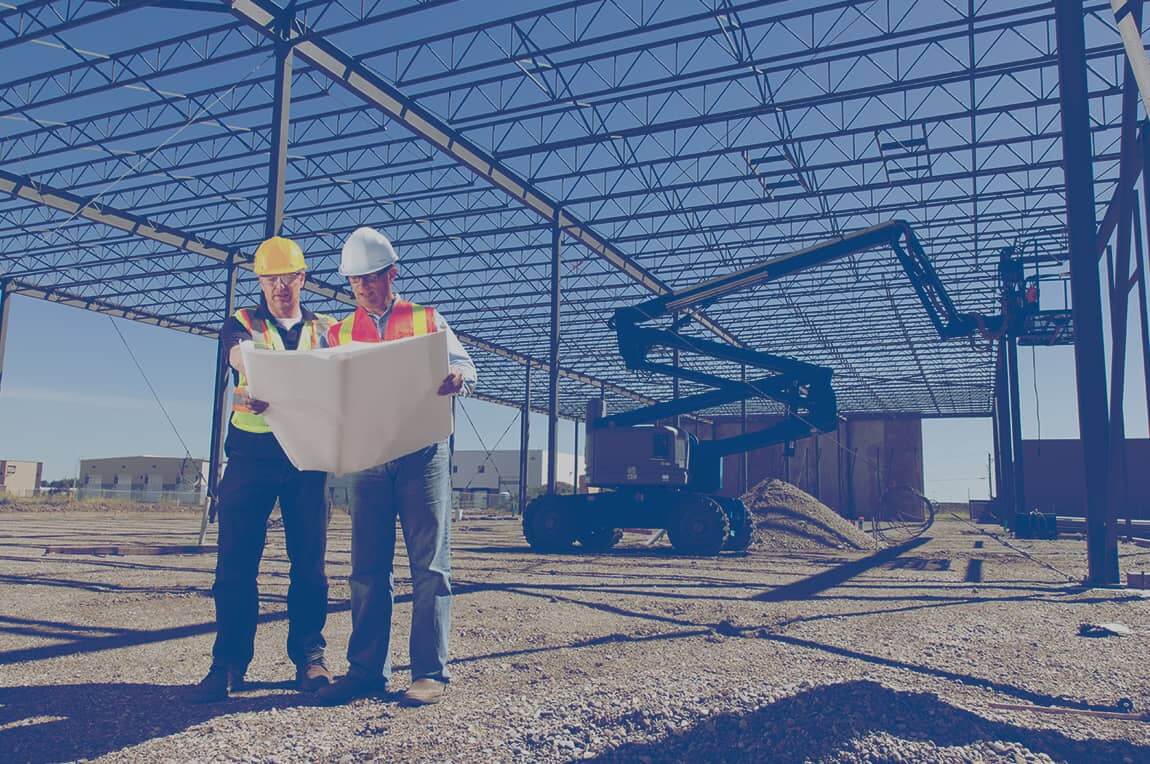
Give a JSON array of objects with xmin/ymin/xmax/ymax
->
[
  {"xmin": 401, "ymin": 678, "xmax": 447, "ymax": 707},
  {"xmin": 187, "ymin": 666, "xmax": 245, "ymax": 704},
  {"xmin": 314, "ymin": 673, "xmax": 387, "ymax": 706},
  {"xmin": 296, "ymin": 661, "xmax": 333, "ymax": 692}
]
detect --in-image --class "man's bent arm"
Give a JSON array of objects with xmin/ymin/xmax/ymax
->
[
  {"xmin": 220, "ymin": 315, "xmax": 252, "ymax": 378},
  {"xmin": 437, "ymin": 312, "xmax": 477, "ymax": 396}
]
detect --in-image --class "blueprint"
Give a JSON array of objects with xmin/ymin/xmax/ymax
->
[{"xmin": 240, "ymin": 331, "xmax": 452, "ymax": 475}]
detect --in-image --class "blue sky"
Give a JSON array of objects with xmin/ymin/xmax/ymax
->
[{"xmin": 3, "ymin": 290, "xmax": 1147, "ymax": 500}]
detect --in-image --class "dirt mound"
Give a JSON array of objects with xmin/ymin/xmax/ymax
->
[{"xmin": 740, "ymin": 479, "xmax": 874, "ymax": 552}]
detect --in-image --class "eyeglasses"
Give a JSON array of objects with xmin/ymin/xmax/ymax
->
[
  {"xmin": 258, "ymin": 271, "xmax": 304, "ymax": 286},
  {"xmin": 347, "ymin": 268, "xmax": 393, "ymax": 284}
]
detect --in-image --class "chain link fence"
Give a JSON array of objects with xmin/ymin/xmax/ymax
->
[{"xmin": 75, "ymin": 487, "xmax": 205, "ymax": 505}]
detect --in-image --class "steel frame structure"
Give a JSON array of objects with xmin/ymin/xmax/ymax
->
[{"xmin": 0, "ymin": 1, "xmax": 1147, "ymax": 581}]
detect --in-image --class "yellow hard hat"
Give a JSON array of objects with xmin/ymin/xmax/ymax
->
[{"xmin": 253, "ymin": 236, "xmax": 307, "ymax": 276}]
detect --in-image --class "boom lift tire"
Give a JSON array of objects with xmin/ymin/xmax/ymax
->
[
  {"xmin": 666, "ymin": 494, "xmax": 729, "ymax": 555},
  {"xmin": 717, "ymin": 497, "xmax": 754, "ymax": 552},
  {"xmin": 523, "ymin": 495, "xmax": 576, "ymax": 552}
]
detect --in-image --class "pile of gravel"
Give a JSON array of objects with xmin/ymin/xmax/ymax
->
[{"xmin": 740, "ymin": 479, "xmax": 873, "ymax": 552}]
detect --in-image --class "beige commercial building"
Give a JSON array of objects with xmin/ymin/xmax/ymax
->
[
  {"xmin": 78, "ymin": 456, "xmax": 207, "ymax": 503},
  {"xmin": 0, "ymin": 460, "xmax": 43, "ymax": 497}
]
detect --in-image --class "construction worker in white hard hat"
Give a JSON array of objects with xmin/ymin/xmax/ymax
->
[
  {"xmin": 316, "ymin": 226, "xmax": 476, "ymax": 708},
  {"xmin": 188, "ymin": 236, "xmax": 338, "ymax": 703}
]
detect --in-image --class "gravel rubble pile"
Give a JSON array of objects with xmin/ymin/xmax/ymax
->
[
  {"xmin": 741, "ymin": 479, "xmax": 874, "ymax": 551},
  {"xmin": 1, "ymin": 510, "xmax": 1148, "ymax": 762}
]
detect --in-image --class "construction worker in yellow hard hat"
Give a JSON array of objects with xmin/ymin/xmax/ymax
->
[{"xmin": 188, "ymin": 235, "xmax": 339, "ymax": 703}]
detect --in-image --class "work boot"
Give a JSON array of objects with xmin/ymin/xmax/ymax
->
[
  {"xmin": 296, "ymin": 661, "xmax": 333, "ymax": 692},
  {"xmin": 314, "ymin": 673, "xmax": 387, "ymax": 706},
  {"xmin": 187, "ymin": 666, "xmax": 245, "ymax": 704},
  {"xmin": 401, "ymin": 678, "xmax": 447, "ymax": 707}
]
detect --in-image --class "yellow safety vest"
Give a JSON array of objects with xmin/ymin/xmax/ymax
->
[{"xmin": 230, "ymin": 308, "xmax": 336, "ymax": 434}]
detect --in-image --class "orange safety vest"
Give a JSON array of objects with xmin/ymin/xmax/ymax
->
[
  {"xmin": 325, "ymin": 300, "xmax": 438, "ymax": 346},
  {"xmin": 231, "ymin": 308, "xmax": 336, "ymax": 433}
]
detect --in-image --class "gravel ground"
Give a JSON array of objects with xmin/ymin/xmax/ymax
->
[{"xmin": 1, "ymin": 509, "xmax": 1148, "ymax": 763}]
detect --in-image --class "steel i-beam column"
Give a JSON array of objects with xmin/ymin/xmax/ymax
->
[
  {"xmin": 0, "ymin": 280, "xmax": 11, "ymax": 392},
  {"xmin": 518, "ymin": 363, "xmax": 531, "ymax": 515},
  {"xmin": 199, "ymin": 254, "xmax": 239, "ymax": 544},
  {"xmin": 1108, "ymin": 235, "xmax": 1133, "ymax": 540},
  {"xmin": 573, "ymin": 418, "xmax": 580, "ymax": 493},
  {"xmin": 1137, "ymin": 185, "xmax": 1150, "ymax": 441},
  {"xmin": 1055, "ymin": 0, "xmax": 1116, "ymax": 585},
  {"xmin": 265, "ymin": 21, "xmax": 293, "ymax": 237},
  {"xmin": 993, "ymin": 338, "xmax": 1014, "ymax": 520},
  {"xmin": 1006, "ymin": 334, "xmax": 1025, "ymax": 517},
  {"xmin": 991, "ymin": 385, "xmax": 1004, "ymax": 507},
  {"xmin": 740, "ymin": 363, "xmax": 748, "ymax": 495},
  {"xmin": 547, "ymin": 212, "xmax": 561, "ymax": 494},
  {"xmin": 1107, "ymin": 6, "xmax": 1142, "ymax": 546}
]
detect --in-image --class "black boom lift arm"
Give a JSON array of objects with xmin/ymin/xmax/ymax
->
[{"xmin": 601, "ymin": 220, "xmax": 996, "ymax": 458}]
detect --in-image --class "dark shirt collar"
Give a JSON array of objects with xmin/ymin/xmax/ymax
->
[{"xmin": 255, "ymin": 296, "xmax": 316, "ymax": 323}]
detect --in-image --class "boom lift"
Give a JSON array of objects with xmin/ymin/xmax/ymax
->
[{"xmin": 521, "ymin": 220, "xmax": 1014, "ymax": 555}]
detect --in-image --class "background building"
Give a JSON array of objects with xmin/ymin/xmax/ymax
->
[
  {"xmin": 326, "ymin": 449, "xmax": 583, "ymax": 511},
  {"xmin": 453, "ymin": 449, "xmax": 582, "ymax": 510},
  {"xmin": 0, "ymin": 460, "xmax": 43, "ymax": 498},
  {"xmin": 450, "ymin": 448, "xmax": 535, "ymax": 510},
  {"xmin": 1022, "ymin": 439, "xmax": 1150, "ymax": 520},
  {"xmin": 707, "ymin": 414, "xmax": 926, "ymax": 521},
  {"xmin": 78, "ymin": 456, "xmax": 207, "ymax": 504}
]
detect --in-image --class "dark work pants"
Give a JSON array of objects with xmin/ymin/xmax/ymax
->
[{"xmin": 211, "ymin": 452, "xmax": 329, "ymax": 671}]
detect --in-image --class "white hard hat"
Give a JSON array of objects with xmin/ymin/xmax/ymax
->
[{"xmin": 339, "ymin": 226, "xmax": 399, "ymax": 276}]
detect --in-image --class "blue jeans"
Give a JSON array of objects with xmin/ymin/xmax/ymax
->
[{"xmin": 346, "ymin": 440, "xmax": 452, "ymax": 683}]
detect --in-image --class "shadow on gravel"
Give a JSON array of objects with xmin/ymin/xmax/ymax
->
[
  {"xmin": 0, "ymin": 600, "xmax": 349, "ymax": 665},
  {"xmin": 0, "ymin": 552, "xmax": 215, "ymax": 578},
  {"xmin": 0, "ymin": 572, "xmax": 212, "ymax": 598},
  {"xmin": 584, "ymin": 680, "xmax": 1150, "ymax": 763},
  {"xmin": 450, "ymin": 586, "xmax": 1131, "ymax": 715},
  {"xmin": 0, "ymin": 681, "xmax": 307, "ymax": 764},
  {"xmin": 754, "ymin": 537, "xmax": 931, "ymax": 602},
  {"xmin": 459, "ymin": 545, "xmax": 736, "ymax": 558},
  {"xmin": 758, "ymin": 633, "xmax": 1133, "ymax": 711}
]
